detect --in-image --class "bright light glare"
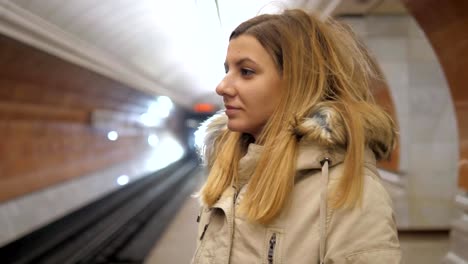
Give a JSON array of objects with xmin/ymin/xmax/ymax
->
[
  {"xmin": 157, "ymin": 96, "xmax": 174, "ymax": 111},
  {"xmin": 158, "ymin": 137, "xmax": 185, "ymax": 163},
  {"xmin": 139, "ymin": 113, "xmax": 162, "ymax": 127},
  {"xmin": 107, "ymin": 131, "xmax": 119, "ymax": 141},
  {"xmin": 147, "ymin": 102, "xmax": 168, "ymax": 118},
  {"xmin": 145, "ymin": 136, "xmax": 185, "ymax": 171},
  {"xmin": 148, "ymin": 134, "xmax": 159, "ymax": 147},
  {"xmin": 117, "ymin": 175, "xmax": 129, "ymax": 186},
  {"xmin": 147, "ymin": 96, "xmax": 173, "ymax": 118},
  {"xmin": 140, "ymin": 96, "xmax": 174, "ymax": 127}
]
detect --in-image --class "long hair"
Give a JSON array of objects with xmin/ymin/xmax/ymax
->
[{"xmin": 200, "ymin": 9, "xmax": 395, "ymax": 224}]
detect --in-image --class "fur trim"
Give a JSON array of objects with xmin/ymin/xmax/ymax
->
[
  {"xmin": 294, "ymin": 106, "xmax": 347, "ymax": 147},
  {"xmin": 295, "ymin": 104, "xmax": 395, "ymax": 160},
  {"xmin": 195, "ymin": 112, "xmax": 228, "ymax": 166},
  {"xmin": 196, "ymin": 105, "xmax": 394, "ymax": 163}
]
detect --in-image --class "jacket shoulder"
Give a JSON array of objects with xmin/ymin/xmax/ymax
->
[{"xmin": 325, "ymin": 172, "xmax": 401, "ymax": 262}]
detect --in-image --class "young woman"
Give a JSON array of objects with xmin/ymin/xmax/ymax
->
[{"xmin": 192, "ymin": 9, "xmax": 401, "ymax": 264}]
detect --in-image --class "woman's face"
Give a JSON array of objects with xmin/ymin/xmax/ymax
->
[{"xmin": 216, "ymin": 35, "xmax": 282, "ymax": 140}]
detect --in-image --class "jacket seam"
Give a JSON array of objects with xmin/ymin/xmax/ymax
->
[{"xmin": 345, "ymin": 247, "xmax": 401, "ymax": 258}]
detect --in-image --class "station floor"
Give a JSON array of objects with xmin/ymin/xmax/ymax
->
[{"xmin": 144, "ymin": 193, "xmax": 450, "ymax": 264}]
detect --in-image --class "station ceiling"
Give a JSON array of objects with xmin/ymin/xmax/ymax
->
[{"xmin": 0, "ymin": 0, "xmax": 406, "ymax": 109}]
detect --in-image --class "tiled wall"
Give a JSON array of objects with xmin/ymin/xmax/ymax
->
[
  {"xmin": 341, "ymin": 15, "xmax": 459, "ymax": 229},
  {"xmin": 0, "ymin": 132, "xmax": 185, "ymax": 247},
  {"xmin": 0, "ymin": 34, "xmax": 169, "ymax": 203}
]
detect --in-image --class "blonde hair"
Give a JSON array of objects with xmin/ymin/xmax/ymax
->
[{"xmin": 200, "ymin": 9, "xmax": 395, "ymax": 224}]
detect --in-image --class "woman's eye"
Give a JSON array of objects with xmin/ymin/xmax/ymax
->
[{"xmin": 240, "ymin": 68, "xmax": 255, "ymax": 76}]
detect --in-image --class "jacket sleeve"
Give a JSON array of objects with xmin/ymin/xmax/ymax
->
[{"xmin": 325, "ymin": 174, "xmax": 402, "ymax": 264}]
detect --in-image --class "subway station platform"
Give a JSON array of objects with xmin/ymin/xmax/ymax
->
[{"xmin": 1, "ymin": 0, "xmax": 467, "ymax": 263}]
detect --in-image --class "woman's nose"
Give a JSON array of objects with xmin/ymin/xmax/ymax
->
[{"xmin": 215, "ymin": 77, "xmax": 235, "ymax": 97}]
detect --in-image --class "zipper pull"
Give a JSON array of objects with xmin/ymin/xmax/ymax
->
[
  {"xmin": 268, "ymin": 233, "xmax": 277, "ymax": 264},
  {"xmin": 196, "ymin": 206, "xmax": 205, "ymax": 223},
  {"xmin": 199, "ymin": 224, "xmax": 209, "ymax": 240}
]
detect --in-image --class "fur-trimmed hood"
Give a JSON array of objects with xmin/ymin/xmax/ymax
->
[
  {"xmin": 192, "ymin": 106, "xmax": 401, "ymax": 264},
  {"xmin": 195, "ymin": 105, "xmax": 394, "ymax": 169}
]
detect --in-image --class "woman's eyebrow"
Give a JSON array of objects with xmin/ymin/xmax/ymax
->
[{"xmin": 224, "ymin": 57, "xmax": 259, "ymax": 69}]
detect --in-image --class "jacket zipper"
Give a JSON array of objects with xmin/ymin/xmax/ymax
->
[
  {"xmin": 268, "ymin": 233, "xmax": 277, "ymax": 264},
  {"xmin": 227, "ymin": 187, "xmax": 238, "ymax": 263},
  {"xmin": 199, "ymin": 223, "xmax": 209, "ymax": 240}
]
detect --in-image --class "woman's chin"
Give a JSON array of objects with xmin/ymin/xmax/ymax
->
[
  {"xmin": 226, "ymin": 120, "xmax": 247, "ymax": 133},
  {"xmin": 227, "ymin": 122, "xmax": 259, "ymax": 139},
  {"xmin": 226, "ymin": 122, "xmax": 241, "ymax": 132}
]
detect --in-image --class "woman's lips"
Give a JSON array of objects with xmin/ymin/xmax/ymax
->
[{"xmin": 225, "ymin": 105, "xmax": 241, "ymax": 115}]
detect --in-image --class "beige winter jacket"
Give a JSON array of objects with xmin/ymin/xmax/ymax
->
[{"xmin": 192, "ymin": 112, "xmax": 401, "ymax": 264}]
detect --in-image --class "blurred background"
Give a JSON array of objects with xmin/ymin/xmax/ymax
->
[{"xmin": 0, "ymin": 0, "xmax": 466, "ymax": 263}]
